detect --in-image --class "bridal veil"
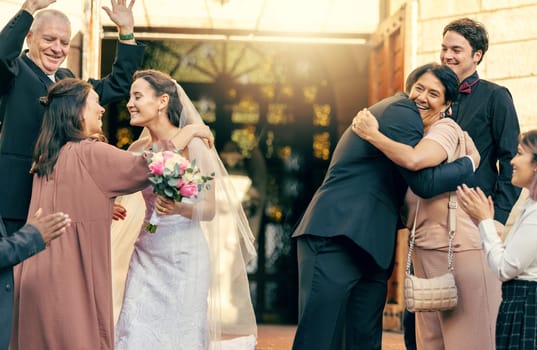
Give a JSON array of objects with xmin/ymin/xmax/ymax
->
[{"xmin": 110, "ymin": 82, "xmax": 257, "ymax": 349}]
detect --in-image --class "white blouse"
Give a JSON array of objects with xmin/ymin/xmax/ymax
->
[{"xmin": 479, "ymin": 198, "xmax": 537, "ymax": 282}]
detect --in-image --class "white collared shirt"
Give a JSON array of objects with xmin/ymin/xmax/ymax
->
[{"xmin": 479, "ymin": 198, "xmax": 537, "ymax": 282}]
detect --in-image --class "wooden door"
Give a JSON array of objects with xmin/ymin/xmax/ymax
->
[{"xmin": 368, "ymin": 4, "xmax": 408, "ymax": 332}]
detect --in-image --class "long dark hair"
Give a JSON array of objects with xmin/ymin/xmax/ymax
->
[
  {"xmin": 520, "ymin": 130, "xmax": 537, "ymax": 200},
  {"xmin": 132, "ymin": 69, "xmax": 183, "ymax": 126},
  {"xmin": 33, "ymin": 78, "xmax": 91, "ymax": 177},
  {"xmin": 405, "ymin": 63, "xmax": 459, "ymax": 104}
]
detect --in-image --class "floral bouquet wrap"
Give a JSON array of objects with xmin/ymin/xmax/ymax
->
[{"xmin": 144, "ymin": 145, "xmax": 213, "ymax": 233}]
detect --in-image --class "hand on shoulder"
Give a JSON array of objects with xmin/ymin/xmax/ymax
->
[{"xmin": 172, "ymin": 124, "xmax": 214, "ymax": 150}]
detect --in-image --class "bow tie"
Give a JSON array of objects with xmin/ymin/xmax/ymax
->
[{"xmin": 459, "ymin": 79, "xmax": 480, "ymax": 94}]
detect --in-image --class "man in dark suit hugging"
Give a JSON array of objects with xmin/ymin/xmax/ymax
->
[{"xmin": 292, "ymin": 70, "xmax": 479, "ymax": 349}]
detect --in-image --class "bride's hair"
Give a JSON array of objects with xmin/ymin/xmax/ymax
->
[
  {"xmin": 32, "ymin": 78, "xmax": 91, "ymax": 177},
  {"xmin": 132, "ymin": 70, "xmax": 183, "ymax": 127}
]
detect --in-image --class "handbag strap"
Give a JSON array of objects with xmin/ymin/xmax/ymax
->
[
  {"xmin": 447, "ymin": 191, "xmax": 457, "ymax": 272},
  {"xmin": 405, "ymin": 201, "xmax": 419, "ymax": 274},
  {"xmin": 406, "ymin": 193, "xmax": 457, "ymax": 274}
]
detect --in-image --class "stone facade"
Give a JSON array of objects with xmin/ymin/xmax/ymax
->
[
  {"xmin": 391, "ymin": 0, "xmax": 537, "ymax": 131},
  {"xmin": 2, "ymin": 0, "xmax": 534, "ymax": 130}
]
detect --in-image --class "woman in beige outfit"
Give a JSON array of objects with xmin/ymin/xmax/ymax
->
[{"xmin": 352, "ymin": 63, "xmax": 500, "ymax": 350}]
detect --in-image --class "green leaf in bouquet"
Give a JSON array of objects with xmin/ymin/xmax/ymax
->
[
  {"xmin": 202, "ymin": 174, "xmax": 214, "ymax": 182},
  {"xmin": 163, "ymin": 167, "xmax": 173, "ymax": 177},
  {"xmin": 168, "ymin": 178, "xmax": 179, "ymax": 187},
  {"xmin": 145, "ymin": 222, "xmax": 157, "ymax": 234},
  {"xmin": 164, "ymin": 187, "xmax": 174, "ymax": 198}
]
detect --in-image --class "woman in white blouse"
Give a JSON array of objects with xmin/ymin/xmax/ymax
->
[{"xmin": 457, "ymin": 129, "xmax": 537, "ymax": 350}]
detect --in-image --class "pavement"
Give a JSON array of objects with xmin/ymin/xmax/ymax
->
[{"xmin": 256, "ymin": 325, "xmax": 405, "ymax": 350}]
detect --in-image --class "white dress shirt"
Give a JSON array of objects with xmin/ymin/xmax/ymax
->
[{"xmin": 479, "ymin": 198, "xmax": 537, "ymax": 282}]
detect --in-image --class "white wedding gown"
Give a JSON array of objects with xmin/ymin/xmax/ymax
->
[{"xmin": 115, "ymin": 186, "xmax": 210, "ymax": 349}]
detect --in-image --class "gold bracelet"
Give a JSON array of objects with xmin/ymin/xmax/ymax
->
[{"xmin": 119, "ymin": 32, "xmax": 134, "ymax": 41}]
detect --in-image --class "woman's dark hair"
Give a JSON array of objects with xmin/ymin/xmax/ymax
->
[
  {"xmin": 132, "ymin": 69, "xmax": 183, "ymax": 126},
  {"xmin": 405, "ymin": 63, "xmax": 459, "ymax": 104},
  {"xmin": 33, "ymin": 78, "xmax": 91, "ymax": 177},
  {"xmin": 519, "ymin": 130, "xmax": 537, "ymax": 200},
  {"xmin": 443, "ymin": 18, "xmax": 488, "ymax": 65}
]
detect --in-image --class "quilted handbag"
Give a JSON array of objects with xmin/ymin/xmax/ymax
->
[{"xmin": 404, "ymin": 193, "xmax": 458, "ymax": 312}]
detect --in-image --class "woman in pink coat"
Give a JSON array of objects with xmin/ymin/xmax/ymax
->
[{"xmin": 10, "ymin": 78, "xmax": 211, "ymax": 350}]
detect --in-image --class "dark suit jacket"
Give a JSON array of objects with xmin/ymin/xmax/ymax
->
[
  {"xmin": 0, "ymin": 9, "xmax": 144, "ymax": 223},
  {"xmin": 293, "ymin": 93, "xmax": 474, "ymax": 269},
  {"xmin": 0, "ymin": 216, "xmax": 44, "ymax": 350}
]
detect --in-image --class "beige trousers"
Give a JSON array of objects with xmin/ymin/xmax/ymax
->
[{"xmin": 413, "ymin": 248, "xmax": 501, "ymax": 350}]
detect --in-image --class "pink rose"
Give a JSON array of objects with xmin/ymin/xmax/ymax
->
[
  {"xmin": 175, "ymin": 178, "xmax": 184, "ymax": 189},
  {"xmin": 162, "ymin": 151, "xmax": 175, "ymax": 162},
  {"xmin": 148, "ymin": 161, "xmax": 164, "ymax": 175},
  {"xmin": 180, "ymin": 182, "xmax": 198, "ymax": 198}
]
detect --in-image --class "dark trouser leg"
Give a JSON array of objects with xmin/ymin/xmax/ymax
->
[
  {"xmin": 293, "ymin": 235, "xmax": 352, "ymax": 350},
  {"xmin": 403, "ymin": 309, "xmax": 417, "ymax": 350},
  {"xmin": 292, "ymin": 235, "xmax": 390, "ymax": 350},
  {"xmin": 345, "ymin": 242, "xmax": 391, "ymax": 350},
  {"xmin": 403, "ymin": 264, "xmax": 417, "ymax": 350}
]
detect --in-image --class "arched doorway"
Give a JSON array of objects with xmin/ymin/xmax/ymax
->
[{"xmin": 101, "ymin": 38, "xmax": 364, "ymax": 323}]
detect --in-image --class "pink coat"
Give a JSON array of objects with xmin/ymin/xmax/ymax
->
[{"xmin": 11, "ymin": 140, "xmax": 149, "ymax": 350}]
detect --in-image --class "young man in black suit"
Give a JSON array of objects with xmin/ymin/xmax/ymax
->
[
  {"xmin": 441, "ymin": 17, "xmax": 520, "ymax": 225},
  {"xmin": 0, "ymin": 209, "xmax": 70, "ymax": 349},
  {"xmin": 0, "ymin": 0, "xmax": 144, "ymax": 236}
]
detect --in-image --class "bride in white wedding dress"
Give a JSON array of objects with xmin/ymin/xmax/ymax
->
[{"xmin": 112, "ymin": 70, "xmax": 257, "ymax": 350}]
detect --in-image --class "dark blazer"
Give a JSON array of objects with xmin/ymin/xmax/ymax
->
[
  {"xmin": 293, "ymin": 93, "xmax": 474, "ymax": 269},
  {"xmin": 0, "ymin": 10, "xmax": 144, "ymax": 223},
  {"xmin": 0, "ymin": 216, "xmax": 44, "ymax": 350}
]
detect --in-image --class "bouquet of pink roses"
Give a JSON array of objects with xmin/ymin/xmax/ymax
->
[{"xmin": 143, "ymin": 145, "xmax": 213, "ymax": 233}]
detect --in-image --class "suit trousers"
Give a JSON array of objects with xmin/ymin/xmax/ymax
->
[{"xmin": 292, "ymin": 235, "xmax": 391, "ymax": 350}]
